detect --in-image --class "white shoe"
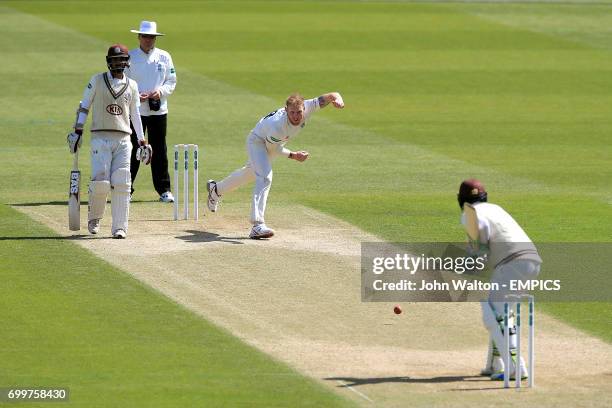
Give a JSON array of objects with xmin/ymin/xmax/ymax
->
[
  {"xmin": 482, "ymin": 355, "xmax": 504, "ymax": 376},
  {"xmin": 490, "ymin": 355, "xmax": 527, "ymax": 381},
  {"xmin": 88, "ymin": 219, "xmax": 100, "ymax": 235},
  {"xmin": 207, "ymin": 180, "xmax": 221, "ymax": 212},
  {"xmin": 249, "ymin": 223, "xmax": 274, "ymax": 239},
  {"xmin": 160, "ymin": 191, "xmax": 174, "ymax": 203},
  {"xmin": 481, "ymin": 342, "xmax": 503, "ymax": 376},
  {"xmin": 112, "ymin": 229, "xmax": 127, "ymax": 239}
]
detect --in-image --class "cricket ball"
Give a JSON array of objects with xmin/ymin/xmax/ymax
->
[{"xmin": 393, "ymin": 305, "xmax": 402, "ymax": 315}]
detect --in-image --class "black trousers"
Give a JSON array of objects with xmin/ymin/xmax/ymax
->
[{"xmin": 130, "ymin": 114, "xmax": 171, "ymax": 196}]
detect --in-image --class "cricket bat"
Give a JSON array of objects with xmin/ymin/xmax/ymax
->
[
  {"xmin": 68, "ymin": 151, "xmax": 81, "ymax": 231},
  {"xmin": 463, "ymin": 203, "xmax": 479, "ymax": 242}
]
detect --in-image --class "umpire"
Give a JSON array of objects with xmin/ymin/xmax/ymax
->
[{"xmin": 126, "ymin": 20, "xmax": 177, "ymax": 202}]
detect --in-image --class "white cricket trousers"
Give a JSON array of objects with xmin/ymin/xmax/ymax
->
[
  {"xmin": 90, "ymin": 132, "xmax": 131, "ymax": 181},
  {"xmin": 89, "ymin": 132, "xmax": 132, "ymax": 233},
  {"xmin": 216, "ymin": 133, "xmax": 282, "ymax": 225},
  {"xmin": 487, "ymin": 258, "xmax": 541, "ymax": 310}
]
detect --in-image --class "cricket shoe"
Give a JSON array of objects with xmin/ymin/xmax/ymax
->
[
  {"xmin": 481, "ymin": 348, "xmax": 504, "ymax": 376},
  {"xmin": 160, "ymin": 191, "xmax": 175, "ymax": 203},
  {"xmin": 88, "ymin": 219, "xmax": 100, "ymax": 235},
  {"xmin": 490, "ymin": 360, "xmax": 528, "ymax": 381},
  {"xmin": 490, "ymin": 371, "xmax": 528, "ymax": 381},
  {"xmin": 112, "ymin": 229, "xmax": 127, "ymax": 239},
  {"xmin": 207, "ymin": 180, "xmax": 221, "ymax": 212},
  {"xmin": 249, "ymin": 224, "xmax": 275, "ymax": 239}
]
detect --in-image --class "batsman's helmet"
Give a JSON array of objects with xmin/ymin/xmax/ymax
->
[
  {"xmin": 457, "ymin": 179, "xmax": 487, "ymax": 209},
  {"xmin": 106, "ymin": 44, "xmax": 130, "ymax": 74}
]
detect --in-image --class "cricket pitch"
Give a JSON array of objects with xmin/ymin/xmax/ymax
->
[{"xmin": 17, "ymin": 202, "xmax": 612, "ymax": 407}]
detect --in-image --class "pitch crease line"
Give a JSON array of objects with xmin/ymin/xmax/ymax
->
[{"xmin": 336, "ymin": 380, "xmax": 374, "ymax": 403}]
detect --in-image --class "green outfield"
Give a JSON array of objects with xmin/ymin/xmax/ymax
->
[
  {"xmin": 0, "ymin": 205, "xmax": 352, "ymax": 407},
  {"xmin": 1, "ymin": 0, "xmax": 611, "ymax": 406}
]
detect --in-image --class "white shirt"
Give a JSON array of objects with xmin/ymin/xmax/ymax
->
[
  {"xmin": 462, "ymin": 202, "xmax": 541, "ymax": 267},
  {"xmin": 78, "ymin": 72, "xmax": 144, "ymax": 140},
  {"xmin": 251, "ymin": 98, "xmax": 319, "ymax": 156},
  {"xmin": 125, "ymin": 47, "xmax": 177, "ymax": 116}
]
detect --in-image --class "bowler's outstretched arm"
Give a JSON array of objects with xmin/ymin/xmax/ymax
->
[{"xmin": 317, "ymin": 92, "xmax": 344, "ymax": 108}]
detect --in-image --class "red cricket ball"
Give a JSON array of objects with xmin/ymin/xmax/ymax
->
[{"xmin": 394, "ymin": 305, "xmax": 402, "ymax": 315}]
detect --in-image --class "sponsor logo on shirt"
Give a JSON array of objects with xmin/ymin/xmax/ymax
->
[
  {"xmin": 106, "ymin": 104, "xmax": 123, "ymax": 115},
  {"xmin": 268, "ymin": 135, "xmax": 290, "ymax": 143}
]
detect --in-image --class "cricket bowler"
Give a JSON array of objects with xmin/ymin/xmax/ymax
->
[{"xmin": 206, "ymin": 92, "xmax": 344, "ymax": 239}]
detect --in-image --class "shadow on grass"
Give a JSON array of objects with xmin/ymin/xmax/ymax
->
[
  {"xmin": 327, "ymin": 375, "xmax": 491, "ymax": 387},
  {"xmin": 11, "ymin": 199, "xmax": 159, "ymax": 206},
  {"xmin": 12, "ymin": 201, "xmax": 71, "ymax": 206},
  {"xmin": 0, "ymin": 234, "xmax": 113, "ymax": 241}
]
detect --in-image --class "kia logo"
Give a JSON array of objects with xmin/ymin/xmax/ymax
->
[{"xmin": 106, "ymin": 104, "xmax": 123, "ymax": 115}]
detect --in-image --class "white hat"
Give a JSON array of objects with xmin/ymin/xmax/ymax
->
[{"xmin": 130, "ymin": 21, "xmax": 165, "ymax": 36}]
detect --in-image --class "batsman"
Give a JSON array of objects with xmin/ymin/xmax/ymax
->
[
  {"xmin": 458, "ymin": 179, "xmax": 542, "ymax": 382},
  {"xmin": 67, "ymin": 44, "xmax": 152, "ymax": 239}
]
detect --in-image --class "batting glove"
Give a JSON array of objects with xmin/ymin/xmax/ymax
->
[
  {"xmin": 67, "ymin": 129, "xmax": 83, "ymax": 154},
  {"xmin": 136, "ymin": 142, "xmax": 153, "ymax": 165}
]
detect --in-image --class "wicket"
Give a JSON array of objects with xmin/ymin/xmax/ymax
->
[
  {"xmin": 173, "ymin": 144, "xmax": 199, "ymax": 220},
  {"xmin": 503, "ymin": 294, "xmax": 535, "ymax": 389}
]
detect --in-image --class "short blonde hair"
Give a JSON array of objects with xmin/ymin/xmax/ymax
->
[{"xmin": 286, "ymin": 93, "xmax": 305, "ymax": 108}]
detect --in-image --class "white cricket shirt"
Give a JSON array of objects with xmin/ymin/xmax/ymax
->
[
  {"xmin": 462, "ymin": 202, "xmax": 542, "ymax": 267},
  {"xmin": 250, "ymin": 98, "xmax": 319, "ymax": 156},
  {"xmin": 125, "ymin": 47, "xmax": 177, "ymax": 116},
  {"xmin": 79, "ymin": 72, "xmax": 144, "ymax": 140}
]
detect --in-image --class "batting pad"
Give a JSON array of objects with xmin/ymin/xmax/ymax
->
[
  {"xmin": 88, "ymin": 180, "xmax": 110, "ymax": 221},
  {"xmin": 111, "ymin": 168, "xmax": 131, "ymax": 233},
  {"xmin": 481, "ymin": 302, "xmax": 516, "ymax": 366}
]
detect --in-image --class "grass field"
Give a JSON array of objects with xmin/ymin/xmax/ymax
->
[
  {"xmin": 0, "ymin": 205, "xmax": 352, "ymax": 407},
  {"xmin": 1, "ymin": 1, "xmax": 611, "ymax": 406}
]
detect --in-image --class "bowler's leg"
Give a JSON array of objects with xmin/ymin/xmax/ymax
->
[
  {"xmin": 247, "ymin": 139, "xmax": 273, "ymax": 225},
  {"xmin": 216, "ymin": 164, "xmax": 256, "ymax": 195}
]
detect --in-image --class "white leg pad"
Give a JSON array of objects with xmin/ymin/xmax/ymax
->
[
  {"xmin": 88, "ymin": 180, "xmax": 111, "ymax": 221},
  {"xmin": 110, "ymin": 168, "xmax": 131, "ymax": 234},
  {"xmin": 481, "ymin": 301, "xmax": 516, "ymax": 373},
  {"xmin": 482, "ymin": 336, "xmax": 494, "ymax": 373}
]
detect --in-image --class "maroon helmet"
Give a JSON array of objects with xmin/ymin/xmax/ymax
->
[
  {"xmin": 106, "ymin": 44, "xmax": 130, "ymax": 74},
  {"xmin": 457, "ymin": 179, "xmax": 488, "ymax": 209}
]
